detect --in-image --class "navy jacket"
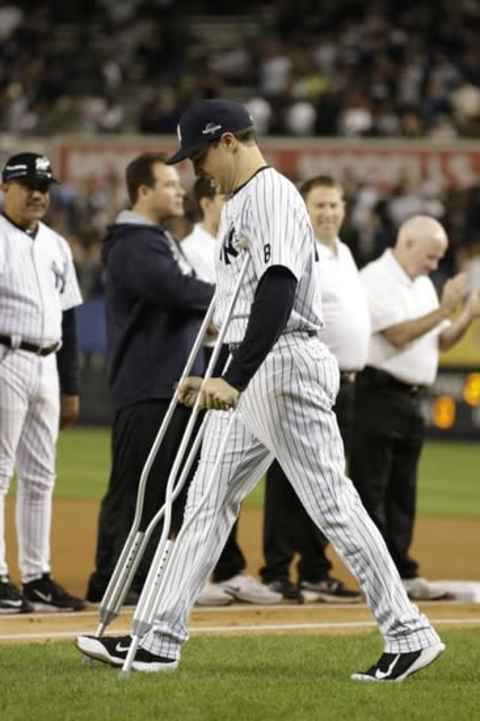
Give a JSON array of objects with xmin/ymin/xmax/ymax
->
[{"xmin": 102, "ymin": 211, "xmax": 214, "ymax": 411}]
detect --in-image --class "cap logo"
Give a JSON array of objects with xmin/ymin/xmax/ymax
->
[
  {"xmin": 177, "ymin": 124, "xmax": 182, "ymax": 143},
  {"xmin": 202, "ymin": 122, "xmax": 222, "ymax": 135},
  {"xmin": 35, "ymin": 156, "xmax": 50, "ymax": 172}
]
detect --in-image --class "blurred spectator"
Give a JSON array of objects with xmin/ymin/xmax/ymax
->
[
  {"xmin": 4, "ymin": 2, "xmax": 479, "ymax": 301},
  {"xmin": 2, "ymin": 2, "xmax": 480, "ymax": 139}
]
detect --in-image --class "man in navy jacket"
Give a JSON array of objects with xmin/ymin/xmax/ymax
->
[{"xmin": 86, "ymin": 153, "xmax": 213, "ymax": 603}]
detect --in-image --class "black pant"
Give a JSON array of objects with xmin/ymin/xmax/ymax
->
[
  {"xmin": 349, "ymin": 367, "xmax": 425, "ymax": 579},
  {"xmin": 88, "ymin": 399, "xmax": 199, "ymax": 596},
  {"xmin": 260, "ymin": 377, "xmax": 355, "ymax": 584}
]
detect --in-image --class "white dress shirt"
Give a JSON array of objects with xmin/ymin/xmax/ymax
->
[
  {"xmin": 181, "ymin": 223, "xmax": 216, "ymax": 284},
  {"xmin": 182, "ymin": 222, "xmax": 217, "ymax": 347},
  {"xmin": 360, "ymin": 249, "xmax": 448, "ymax": 386},
  {"xmin": 315, "ymin": 239, "xmax": 371, "ymax": 371}
]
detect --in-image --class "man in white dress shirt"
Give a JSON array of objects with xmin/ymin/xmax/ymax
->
[
  {"xmin": 261, "ymin": 175, "xmax": 370, "ymax": 602},
  {"xmin": 182, "ymin": 177, "xmax": 282, "ymax": 606},
  {"xmin": 350, "ymin": 214, "xmax": 480, "ymax": 600}
]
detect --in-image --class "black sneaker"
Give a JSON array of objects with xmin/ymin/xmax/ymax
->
[
  {"xmin": 267, "ymin": 578, "xmax": 304, "ymax": 604},
  {"xmin": 300, "ymin": 577, "xmax": 362, "ymax": 603},
  {"xmin": 0, "ymin": 578, "xmax": 33, "ymax": 614},
  {"xmin": 75, "ymin": 634, "xmax": 179, "ymax": 673},
  {"xmin": 23, "ymin": 574, "xmax": 86, "ymax": 612},
  {"xmin": 351, "ymin": 642, "xmax": 446, "ymax": 683}
]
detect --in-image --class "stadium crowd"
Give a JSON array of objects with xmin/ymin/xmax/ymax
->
[
  {"xmin": 1, "ymin": 1, "xmax": 480, "ymax": 139},
  {"xmin": 1, "ymin": 0, "xmax": 480, "ymax": 299}
]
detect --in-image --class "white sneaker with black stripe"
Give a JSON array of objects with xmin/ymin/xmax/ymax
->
[
  {"xmin": 351, "ymin": 642, "xmax": 446, "ymax": 682},
  {"xmin": 75, "ymin": 634, "xmax": 179, "ymax": 673}
]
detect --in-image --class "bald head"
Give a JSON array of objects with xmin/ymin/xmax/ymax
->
[{"xmin": 394, "ymin": 215, "xmax": 448, "ymax": 278}]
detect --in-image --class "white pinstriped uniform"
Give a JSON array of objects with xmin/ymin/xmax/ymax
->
[
  {"xmin": 142, "ymin": 168, "xmax": 440, "ymax": 661},
  {"xmin": 0, "ymin": 214, "xmax": 82, "ymax": 582}
]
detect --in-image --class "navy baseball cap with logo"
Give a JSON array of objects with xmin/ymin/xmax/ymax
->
[
  {"xmin": 166, "ymin": 99, "xmax": 255, "ymax": 165},
  {"xmin": 2, "ymin": 152, "xmax": 59, "ymax": 185}
]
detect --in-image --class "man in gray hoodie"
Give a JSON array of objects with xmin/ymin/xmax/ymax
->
[{"xmin": 85, "ymin": 153, "xmax": 214, "ymax": 603}]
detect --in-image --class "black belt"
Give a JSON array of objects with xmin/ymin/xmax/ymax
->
[
  {"xmin": 228, "ymin": 330, "xmax": 318, "ymax": 354},
  {"xmin": 362, "ymin": 366, "xmax": 424, "ymax": 396},
  {"xmin": 0, "ymin": 335, "xmax": 60, "ymax": 357}
]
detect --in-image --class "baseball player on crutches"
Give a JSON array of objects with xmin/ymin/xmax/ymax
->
[{"xmin": 77, "ymin": 100, "xmax": 445, "ymax": 682}]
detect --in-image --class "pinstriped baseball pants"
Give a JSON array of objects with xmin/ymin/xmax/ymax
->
[
  {"xmin": 0, "ymin": 349, "xmax": 59, "ymax": 582},
  {"xmin": 142, "ymin": 335, "xmax": 441, "ymax": 661}
]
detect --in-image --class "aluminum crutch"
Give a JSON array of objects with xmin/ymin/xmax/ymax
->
[
  {"xmin": 119, "ymin": 252, "xmax": 251, "ymax": 678},
  {"xmin": 93, "ymin": 290, "xmax": 217, "ymax": 637},
  {"xmin": 93, "ymin": 247, "xmax": 250, "ymax": 640},
  {"xmin": 93, "ymin": 368, "xmax": 224, "ymax": 639},
  {"xmin": 119, "ymin": 409, "xmax": 239, "ymax": 679}
]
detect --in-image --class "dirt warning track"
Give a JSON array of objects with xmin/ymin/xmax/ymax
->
[{"xmin": 1, "ymin": 601, "xmax": 479, "ymax": 644}]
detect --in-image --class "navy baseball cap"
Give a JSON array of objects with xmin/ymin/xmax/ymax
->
[
  {"xmin": 166, "ymin": 99, "xmax": 255, "ymax": 164},
  {"xmin": 2, "ymin": 152, "xmax": 59, "ymax": 184}
]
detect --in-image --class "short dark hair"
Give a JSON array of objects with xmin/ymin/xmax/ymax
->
[
  {"xmin": 125, "ymin": 152, "xmax": 167, "ymax": 205},
  {"xmin": 299, "ymin": 174, "xmax": 342, "ymax": 200},
  {"xmin": 193, "ymin": 176, "xmax": 217, "ymax": 217},
  {"xmin": 233, "ymin": 128, "xmax": 257, "ymax": 144}
]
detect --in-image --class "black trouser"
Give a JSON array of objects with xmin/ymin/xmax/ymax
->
[
  {"xmin": 88, "ymin": 399, "xmax": 200, "ymax": 596},
  {"xmin": 349, "ymin": 366, "xmax": 425, "ymax": 579},
  {"xmin": 260, "ymin": 377, "xmax": 355, "ymax": 584}
]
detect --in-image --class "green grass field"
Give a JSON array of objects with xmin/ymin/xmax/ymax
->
[
  {"xmin": 2, "ymin": 630, "xmax": 478, "ymax": 721},
  {"xmin": 3, "ymin": 429, "xmax": 479, "ymax": 720},
  {"xmin": 53, "ymin": 427, "xmax": 480, "ymax": 518}
]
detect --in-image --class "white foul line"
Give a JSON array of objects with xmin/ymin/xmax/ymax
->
[{"xmin": 0, "ymin": 616, "xmax": 479, "ymax": 642}]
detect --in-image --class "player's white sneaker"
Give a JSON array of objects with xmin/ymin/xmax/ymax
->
[
  {"xmin": 218, "ymin": 574, "xmax": 282, "ymax": 604},
  {"xmin": 402, "ymin": 577, "xmax": 453, "ymax": 601},
  {"xmin": 195, "ymin": 582, "xmax": 233, "ymax": 606}
]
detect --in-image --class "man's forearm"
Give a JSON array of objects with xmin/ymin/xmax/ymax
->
[
  {"xmin": 382, "ymin": 306, "xmax": 448, "ymax": 348},
  {"xmin": 439, "ymin": 307, "xmax": 472, "ymax": 351}
]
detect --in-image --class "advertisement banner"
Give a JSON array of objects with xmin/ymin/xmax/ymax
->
[{"xmin": 54, "ymin": 136, "xmax": 480, "ymax": 189}]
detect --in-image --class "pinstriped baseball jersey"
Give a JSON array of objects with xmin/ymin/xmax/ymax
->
[
  {"xmin": 0, "ymin": 215, "xmax": 82, "ymax": 344},
  {"xmin": 140, "ymin": 165, "xmax": 442, "ymax": 667},
  {"xmin": 214, "ymin": 167, "xmax": 323, "ymax": 343},
  {"xmin": 0, "ymin": 213, "xmax": 81, "ymax": 584}
]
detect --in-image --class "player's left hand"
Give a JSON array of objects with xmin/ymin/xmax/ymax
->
[{"xmin": 60, "ymin": 393, "xmax": 80, "ymax": 428}]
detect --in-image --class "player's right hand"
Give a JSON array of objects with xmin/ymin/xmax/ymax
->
[
  {"xmin": 177, "ymin": 376, "xmax": 203, "ymax": 407},
  {"xmin": 440, "ymin": 272, "xmax": 467, "ymax": 315}
]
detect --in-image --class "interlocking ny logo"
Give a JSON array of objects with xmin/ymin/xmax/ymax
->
[
  {"xmin": 51, "ymin": 261, "xmax": 66, "ymax": 293},
  {"xmin": 221, "ymin": 226, "xmax": 239, "ymax": 265},
  {"xmin": 35, "ymin": 156, "xmax": 50, "ymax": 172}
]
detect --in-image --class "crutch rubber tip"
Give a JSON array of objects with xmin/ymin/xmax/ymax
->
[{"xmin": 118, "ymin": 669, "xmax": 131, "ymax": 681}]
